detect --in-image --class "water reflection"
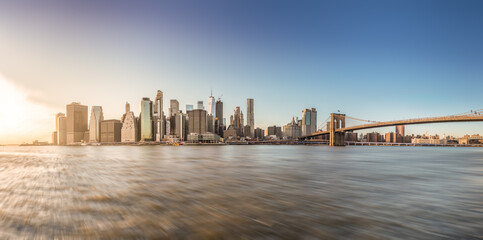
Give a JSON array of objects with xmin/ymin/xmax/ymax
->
[{"xmin": 0, "ymin": 145, "xmax": 482, "ymax": 239}]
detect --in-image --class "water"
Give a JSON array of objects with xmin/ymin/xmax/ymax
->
[{"xmin": 0, "ymin": 145, "xmax": 482, "ymax": 239}]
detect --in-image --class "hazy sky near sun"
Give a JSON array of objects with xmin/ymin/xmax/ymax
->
[{"xmin": 1, "ymin": 0, "xmax": 482, "ymax": 143}]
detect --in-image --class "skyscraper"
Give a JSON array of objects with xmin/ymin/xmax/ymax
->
[
  {"xmin": 215, "ymin": 99, "xmax": 223, "ymax": 135},
  {"xmin": 169, "ymin": 99, "xmax": 179, "ymax": 116},
  {"xmin": 100, "ymin": 119, "xmax": 122, "ymax": 143},
  {"xmin": 140, "ymin": 97, "xmax": 154, "ymax": 141},
  {"xmin": 89, "ymin": 106, "xmax": 104, "ymax": 143},
  {"xmin": 396, "ymin": 125, "xmax": 405, "ymax": 136},
  {"xmin": 302, "ymin": 108, "xmax": 317, "ymax": 136},
  {"xmin": 186, "ymin": 104, "xmax": 193, "ymax": 112},
  {"xmin": 121, "ymin": 102, "xmax": 138, "ymax": 142},
  {"xmin": 197, "ymin": 101, "xmax": 204, "ymax": 110},
  {"xmin": 66, "ymin": 102, "xmax": 88, "ymax": 144},
  {"xmin": 246, "ymin": 98, "xmax": 254, "ymax": 137},
  {"xmin": 154, "ymin": 90, "xmax": 164, "ymax": 141},
  {"xmin": 207, "ymin": 91, "xmax": 216, "ymax": 116},
  {"xmin": 55, "ymin": 113, "xmax": 67, "ymax": 145},
  {"xmin": 188, "ymin": 109, "xmax": 207, "ymax": 134}
]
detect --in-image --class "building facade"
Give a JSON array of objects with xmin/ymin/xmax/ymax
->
[
  {"xmin": 154, "ymin": 90, "xmax": 164, "ymax": 141},
  {"xmin": 66, "ymin": 102, "xmax": 88, "ymax": 144},
  {"xmin": 55, "ymin": 113, "xmax": 67, "ymax": 145},
  {"xmin": 100, "ymin": 119, "xmax": 122, "ymax": 143},
  {"xmin": 246, "ymin": 98, "xmax": 254, "ymax": 138},
  {"xmin": 283, "ymin": 117, "xmax": 301, "ymax": 139},
  {"xmin": 89, "ymin": 106, "xmax": 104, "ymax": 143},
  {"xmin": 140, "ymin": 98, "xmax": 154, "ymax": 141},
  {"xmin": 121, "ymin": 102, "xmax": 138, "ymax": 142},
  {"xmin": 302, "ymin": 108, "xmax": 317, "ymax": 136},
  {"xmin": 188, "ymin": 109, "xmax": 207, "ymax": 134}
]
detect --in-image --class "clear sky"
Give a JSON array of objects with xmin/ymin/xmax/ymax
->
[{"xmin": 0, "ymin": 0, "xmax": 482, "ymax": 144}]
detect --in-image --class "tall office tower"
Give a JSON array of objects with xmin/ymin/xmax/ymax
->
[
  {"xmin": 140, "ymin": 97, "xmax": 154, "ymax": 141},
  {"xmin": 234, "ymin": 107, "xmax": 242, "ymax": 128},
  {"xmin": 66, "ymin": 102, "xmax": 88, "ymax": 144},
  {"xmin": 169, "ymin": 99, "xmax": 179, "ymax": 117},
  {"xmin": 186, "ymin": 104, "xmax": 193, "ymax": 112},
  {"xmin": 55, "ymin": 113, "xmax": 67, "ymax": 145},
  {"xmin": 215, "ymin": 99, "xmax": 223, "ymax": 135},
  {"xmin": 207, "ymin": 114, "xmax": 214, "ymax": 133},
  {"xmin": 246, "ymin": 98, "xmax": 254, "ymax": 137},
  {"xmin": 207, "ymin": 91, "xmax": 216, "ymax": 116},
  {"xmin": 197, "ymin": 101, "xmax": 204, "ymax": 110},
  {"xmin": 154, "ymin": 90, "xmax": 164, "ymax": 141},
  {"xmin": 301, "ymin": 108, "xmax": 317, "ymax": 136},
  {"xmin": 230, "ymin": 115, "xmax": 234, "ymax": 125},
  {"xmin": 175, "ymin": 112, "xmax": 187, "ymax": 140},
  {"xmin": 121, "ymin": 102, "xmax": 138, "ymax": 142},
  {"xmin": 396, "ymin": 125, "xmax": 405, "ymax": 136},
  {"xmin": 240, "ymin": 111, "xmax": 244, "ymax": 128},
  {"xmin": 188, "ymin": 109, "xmax": 207, "ymax": 134},
  {"xmin": 88, "ymin": 106, "xmax": 104, "ymax": 143},
  {"xmin": 100, "ymin": 120, "xmax": 122, "ymax": 143}
]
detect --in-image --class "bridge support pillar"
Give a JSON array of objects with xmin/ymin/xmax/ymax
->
[{"xmin": 329, "ymin": 113, "xmax": 346, "ymax": 146}]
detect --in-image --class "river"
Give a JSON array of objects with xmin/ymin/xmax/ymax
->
[{"xmin": 0, "ymin": 145, "xmax": 482, "ymax": 239}]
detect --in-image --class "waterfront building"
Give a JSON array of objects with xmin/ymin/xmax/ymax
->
[
  {"xmin": 52, "ymin": 131, "xmax": 57, "ymax": 145},
  {"xmin": 55, "ymin": 113, "xmax": 67, "ymax": 145},
  {"xmin": 66, "ymin": 102, "xmax": 88, "ymax": 144},
  {"xmin": 302, "ymin": 108, "xmax": 317, "ymax": 136},
  {"xmin": 266, "ymin": 126, "xmax": 282, "ymax": 139},
  {"xmin": 121, "ymin": 102, "xmax": 138, "ymax": 142},
  {"xmin": 215, "ymin": 99, "xmax": 223, "ymax": 135},
  {"xmin": 223, "ymin": 125, "xmax": 238, "ymax": 140},
  {"xmin": 187, "ymin": 133, "xmax": 220, "ymax": 143},
  {"xmin": 174, "ymin": 112, "xmax": 187, "ymax": 140},
  {"xmin": 254, "ymin": 128, "xmax": 265, "ymax": 140},
  {"xmin": 207, "ymin": 114, "xmax": 214, "ymax": 133},
  {"xmin": 154, "ymin": 90, "xmax": 165, "ymax": 141},
  {"xmin": 139, "ymin": 98, "xmax": 154, "ymax": 141},
  {"xmin": 188, "ymin": 109, "xmax": 207, "ymax": 134},
  {"xmin": 89, "ymin": 106, "xmax": 104, "ymax": 143},
  {"xmin": 345, "ymin": 132, "xmax": 358, "ymax": 142},
  {"xmin": 100, "ymin": 119, "xmax": 122, "ymax": 143},
  {"xmin": 246, "ymin": 98, "xmax": 254, "ymax": 138},
  {"xmin": 197, "ymin": 101, "xmax": 204, "ymax": 110},
  {"xmin": 385, "ymin": 132, "xmax": 397, "ymax": 143},
  {"xmin": 283, "ymin": 117, "xmax": 301, "ymax": 139},
  {"xmin": 396, "ymin": 125, "xmax": 405, "ymax": 137},
  {"xmin": 412, "ymin": 137, "xmax": 447, "ymax": 144},
  {"xmin": 365, "ymin": 132, "xmax": 383, "ymax": 142},
  {"xmin": 169, "ymin": 99, "xmax": 179, "ymax": 117}
]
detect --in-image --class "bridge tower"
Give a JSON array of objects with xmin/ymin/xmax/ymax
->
[{"xmin": 329, "ymin": 113, "xmax": 346, "ymax": 146}]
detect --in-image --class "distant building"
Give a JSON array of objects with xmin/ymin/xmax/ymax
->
[
  {"xmin": 365, "ymin": 132, "xmax": 383, "ymax": 142},
  {"xmin": 186, "ymin": 104, "xmax": 193, "ymax": 112},
  {"xmin": 89, "ymin": 106, "xmax": 104, "ymax": 143},
  {"xmin": 385, "ymin": 132, "xmax": 397, "ymax": 143},
  {"xmin": 100, "ymin": 119, "xmax": 122, "ymax": 143},
  {"xmin": 396, "ymin": 125, "xmax": 405, "ymax": 136},
  {"xmin": 121, "ymin": 102, "xmax": 138, "ymax": 142},
  {"xmin": 254, "ymin": 128, "xmax": 265, "ymax": 140},
  {"xmin": 154, "ymin": 90, "xmax": 165, "ymax": 141},
  {"xmin": 266, "ymin": 126, "xmax": 282, "ymax": 139},
  {"xmin": 412, "ymin": 138, "xmax": 447, "ymax": 144},
  {"xmin": 187, "ymin": 133, "xmax": 220, "ymax": 143},
  {"xmin": 207, "ymin": 114, "xmax": 214, "ymax": 133},
  {"xmin": 169, "ymin": 99, "xmax": 179, "ymax": 117},
  {"xmin": 188, "ymin": 109, "xmax": 207, "ymax": 134},
  {"xmin": 66, "ymin": 102, "xmax": 88, "ymax": 144},
  {"xmin": 55, "ymin": 113, "xmax": 67, "ymax": 145},
  {"xmin": 52, "ymin": 131, "xmax": 57, "ymax": 145},
  {"xmin": 207, "ymin": 91, "xmax": 216, "ymax": 116},
  {"xmin": 174, "ymin": 112, "xmax": 187, "ymax": 141},
  {"xmin": 345, "ymin": 132, "xmax": 358, "ymax": 142},
  {"xmin": 302, "ymin": 108, "xmax": 317, "ymax": 136},
  {"xmin": 283, "ymin": 117, "xmax": 301, "ymax": 139},
  {"xmin": 246, "ymin": 98, "xmax": 254, "ymax": 137},
  {"xmin": 139, "ymin": 98, "xmax": 154, "ymax": 141},
  {"xmin": 223, "ymin": 125, "xmax": 238, "ymax": 140},
  {"xmin": 197, "ymin": 101, "xmax": 204, "ymax": 110},
  {"xmin": 215, "ymin": 100, "xmax": 223, "ymax": 135}
]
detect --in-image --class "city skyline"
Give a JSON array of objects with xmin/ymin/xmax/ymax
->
[{"xmin": 1, "ymin": 0, "xmax": 483, "ymax": 144}]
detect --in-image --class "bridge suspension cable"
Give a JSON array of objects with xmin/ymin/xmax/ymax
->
[{"xmin": 345, "ymin": 116, "xmax": 379, "ymax": 123}]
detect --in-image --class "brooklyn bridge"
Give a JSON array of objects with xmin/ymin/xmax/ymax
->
[{"xmin": 299, "ymin": 109, "xmax": 483, "ymax": 146}]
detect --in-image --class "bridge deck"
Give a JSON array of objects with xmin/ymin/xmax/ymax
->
[{"xmin": 302, "ymin": 115, "xmax": 483, "ymax": 139}]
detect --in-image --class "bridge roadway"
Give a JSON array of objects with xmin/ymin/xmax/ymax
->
[{"xmin": 301, "ymin": 114, "xmax": 483, "ymax": 139}]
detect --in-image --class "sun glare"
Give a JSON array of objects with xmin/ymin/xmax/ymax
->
[{"xmin": 0, "ymin": 73, "xmax": 53, "ymax": 144}]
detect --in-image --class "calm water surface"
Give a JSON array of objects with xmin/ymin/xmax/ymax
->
[{"xmin": 0, "ymin": 145, "xmax": 482, "ymax": 239}]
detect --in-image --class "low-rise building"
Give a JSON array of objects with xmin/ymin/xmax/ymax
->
[{"xmin": 100, "ymin": 120, "xmax": 122, "ymax": 143}]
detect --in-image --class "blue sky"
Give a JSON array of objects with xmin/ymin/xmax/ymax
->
[{"xmin": 0, "ymin": 0, "xmax": 482, "ymax": 143}]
